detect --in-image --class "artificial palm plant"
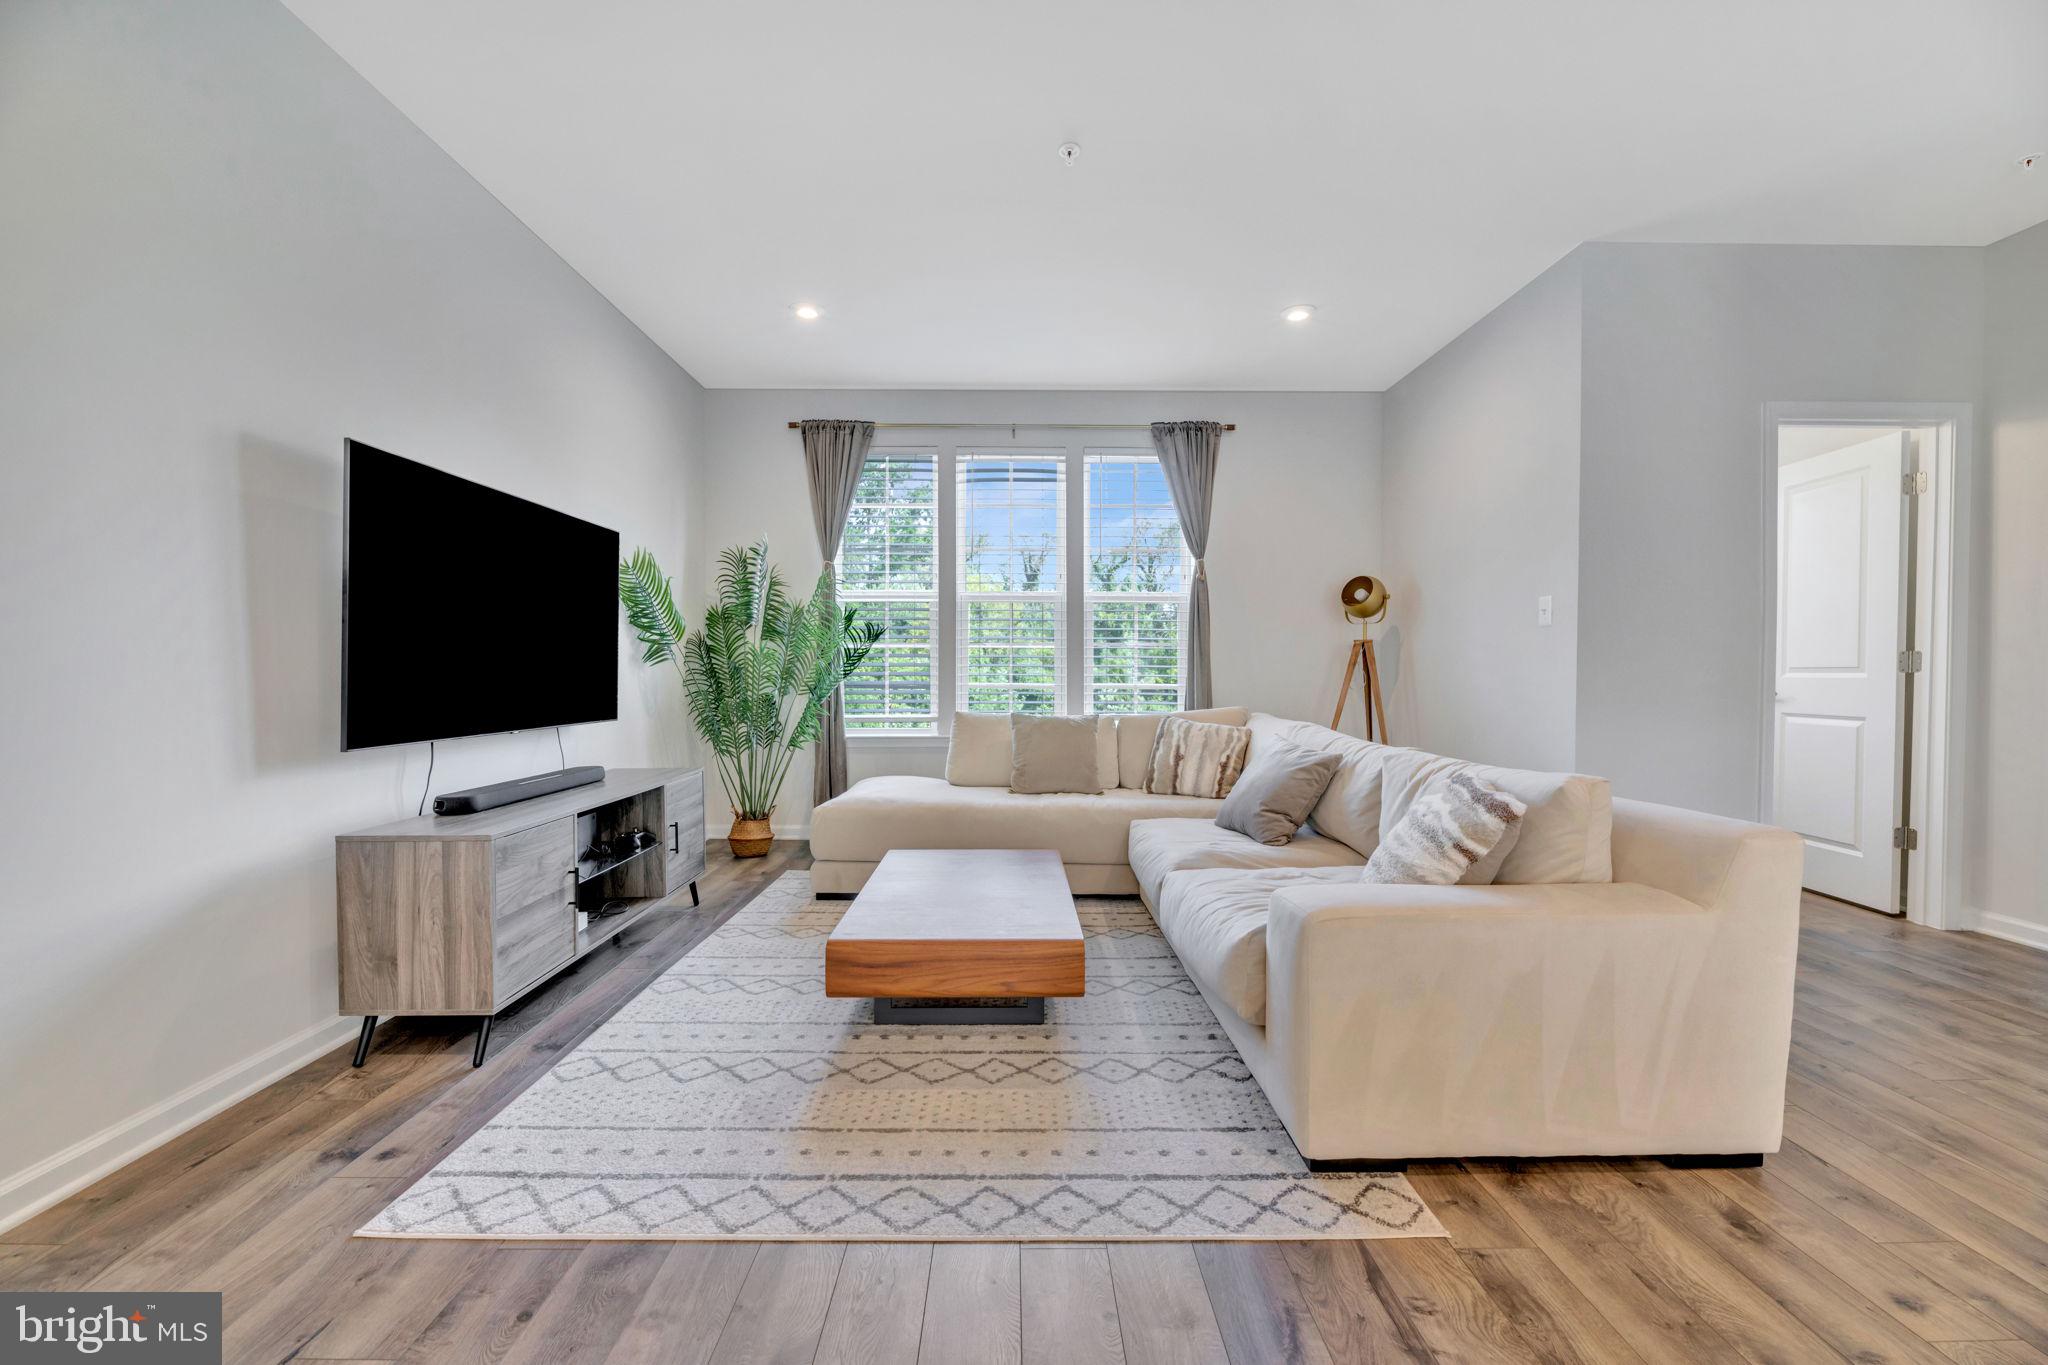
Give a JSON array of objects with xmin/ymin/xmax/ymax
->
[{"xmin": 619, "ymin": 541, "xmax": 881, "ymax": 856}]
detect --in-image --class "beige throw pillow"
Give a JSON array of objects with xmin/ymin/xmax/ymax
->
[
  {"xmin": 944, "ymin": 711, "xmax": 1013, "ymax": 787},
  {"xmin": 1362, "ymin": 771, "xmax": 1526, "ymax": 885},
  {"xmin": 1143, "ymin": 716, "xmax": 1252, "ymax": 798},
  {"xmin": 1010, "ymin": 714, "xmax": 1108, "ymax": 794},
  {"xmin": 1248, "ymin": 712, "xmax": 1395, "ymax": 858}
]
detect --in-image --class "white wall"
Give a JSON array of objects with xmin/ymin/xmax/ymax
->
[
  {"xmin": 0, "ymin": 0, "xmax": 706, "ymax": 1227},
  {"xmin": 1968, "ymin": 218, "xmax": 2048, "ymax": 950},
  {"xmin": 1576, "ymin": 244, "xmax": 1985, "ymax": 817},
  {"xmin": 696, "ymin": 390, "xmax": 1383, "ymax": 835},
  {"xmin": 1380, "ymin": 254, "xmax": 1582, "ymax": 771}
]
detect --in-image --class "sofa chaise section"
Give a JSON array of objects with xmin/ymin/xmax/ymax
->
[{"xmin": 809, "ymin": 774, "xmax": 1221, "ymax": 895}]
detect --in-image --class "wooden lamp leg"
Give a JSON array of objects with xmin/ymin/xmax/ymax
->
[
  {"xmin": 1359, "ymin": 640, "xmax": 1376, "ymax": 741},
  {"xmin": 1331, "ymin": 640, "xmax": 1363, "ymax": 731},
  {"xmin": 1363, "ymin": 638, "xmax": 1389, "ymax": 744}
]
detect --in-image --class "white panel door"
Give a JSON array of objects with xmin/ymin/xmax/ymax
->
[{"xmin": 1773, "ymin": 432, "xmax": 1903, "ymax": 910}]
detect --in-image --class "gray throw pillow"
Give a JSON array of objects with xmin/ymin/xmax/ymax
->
[
  {"xmin": 1010, "ymin": 714, "xmax": 1107, "ymax": 794},
  {"xmin": 1215, "ymin": 740, "xmax": 1343, "ymax": 845}
]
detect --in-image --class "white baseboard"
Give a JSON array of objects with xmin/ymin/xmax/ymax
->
[
  {"xmin": 0, "ymin": 1014, "xmax": 359, "ymax": 1235},
  {"xmin": 1957, "ymin": 907, "xmax": 2048, "ymax": 952}
]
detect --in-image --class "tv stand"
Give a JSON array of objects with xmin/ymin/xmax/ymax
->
[{"xmin": 337, "ymin": 766, "xmax": 706, "ymax": 1067}]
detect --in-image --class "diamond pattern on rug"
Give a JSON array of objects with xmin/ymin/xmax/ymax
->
[{"xmin": 357, "ymin": 871, "xmax": 1443, "ymax": 1241}]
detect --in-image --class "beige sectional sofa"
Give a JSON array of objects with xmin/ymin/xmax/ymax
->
[{"xmin": 809, "ymin": 708, "xmax": 1803, "ymax": 1163}]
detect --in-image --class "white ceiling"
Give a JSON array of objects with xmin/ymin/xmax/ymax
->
[{"xmin": 284, "ymin": 0, "xmax": 2048, "ymax": 391}]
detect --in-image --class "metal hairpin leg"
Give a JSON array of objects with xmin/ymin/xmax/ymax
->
[
  {"xmin": 351, "ymin": 1015, "xmax": 378, "ymax": 1068},
  {"xmin": 471, "ymin": 1016, "xmax": 494, "ymax": 1068}
]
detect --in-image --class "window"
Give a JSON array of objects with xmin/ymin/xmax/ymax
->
[
  {"xmin": 1084, "ymin": 451, "xmax": 1190, "ymax": 713},
  {"xmin": 837, "ymin": 441, "xmax": 1190, "ymax": 735},
  {"xmin": 958, "ymin": 451, "xmax": 1065, "ymax": 714},
  {"xmin": 837, "ymin": 451, "xmax": 936, "ymax": 731}
]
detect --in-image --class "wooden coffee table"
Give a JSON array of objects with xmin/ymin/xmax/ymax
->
[{"xmin": 823, "ymin": 848, "xmax": 1084, "ymax": 1023}]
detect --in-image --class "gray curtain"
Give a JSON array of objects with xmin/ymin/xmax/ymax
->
[
  {"xmin": 801, "ymin": 418, "xmax": 876, "ymax": 807},
  {"xmin": 1150, "ymin": 420, "xmax": 1223, "ymax": 709}
]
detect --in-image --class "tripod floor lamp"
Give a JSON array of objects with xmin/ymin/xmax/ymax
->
[{"xmin": 1331, "ymin": 574, "xmax": 1391, "ymax": 743}]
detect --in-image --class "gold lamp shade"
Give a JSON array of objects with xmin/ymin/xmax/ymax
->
[{"xmin": 1340, "ymin": 574, "xmax": 1390, "ymax": 628}]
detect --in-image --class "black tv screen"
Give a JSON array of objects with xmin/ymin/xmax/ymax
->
[{"xmin": 342, "ymin": 441, "xmax": 619, "ymax": 750}]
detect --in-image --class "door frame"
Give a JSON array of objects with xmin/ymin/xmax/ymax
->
[{"xmin": 1758, "ymin": 401, "xmax": 1971, "ymax": 929}]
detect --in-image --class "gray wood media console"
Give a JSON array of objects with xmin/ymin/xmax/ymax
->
[{"xmin": 337, "ymin": 766, "xmax": 706, "ymax": 1067}]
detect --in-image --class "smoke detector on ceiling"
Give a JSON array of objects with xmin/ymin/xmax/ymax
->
[{"xmin": 1057, "ymin": 142, "xmax": 1082, "ymax": 166}]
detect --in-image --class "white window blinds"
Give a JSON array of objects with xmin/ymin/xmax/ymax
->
[
  {"xmin": 838, "ymin": 451, "xmax": 937, "ymax": 731},
  {"xmin": 957, "ymin": 451, "xmax": 1066, "ymax": 714}
]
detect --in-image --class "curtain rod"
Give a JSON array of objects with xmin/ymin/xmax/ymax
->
[{"xmin": 786, "ymin": 420, "xmax": 1234, "ymax": 432}]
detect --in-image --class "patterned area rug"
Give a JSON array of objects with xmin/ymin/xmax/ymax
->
[{"xmin": 358, "ymin": 872, "xmax": 1442, "ymax": 1241}]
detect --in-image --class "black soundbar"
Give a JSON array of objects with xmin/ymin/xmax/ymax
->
[{"xmin": 433, "ymin": 765, "xmax": 607, "ymax": 815}]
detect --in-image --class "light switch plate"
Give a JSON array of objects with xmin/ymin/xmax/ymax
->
[{"xmin": 1537, "ymin": 595, "xmax": 1554, "ymax": 626}]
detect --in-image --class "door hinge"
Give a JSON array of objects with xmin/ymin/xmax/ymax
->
[
  {"xmin": 1903, "ymin": 470, "xmax": 1929, "ymax": 495},
  {"xmin": 1893, "ymin": 826, "xmax": 1920, "ymax": 851},
  {"xmin": 1898, "ymin": 649, "xmax": 1923, "ymax": 673}
]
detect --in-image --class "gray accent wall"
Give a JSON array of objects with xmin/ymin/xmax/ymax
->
[
  {"xmin": 1380, "ymin": 234, "xmax": 2048, "ymax": 945},
  {"xmin": 1972, "ymin": 218, "xmax": 2048, "ymax": 949},
  {"xmin": 0, "ymin": 0, "xmax": 706, "ymax": 1224},
  {"xmin": 1382, "ymin": 253, "xmax": 1583, "ymax": 772},
  {"xmin": 1382, "ymin": 243, "xmax": 1987, "ymax": 816},
  {"xmin": 1576, "ymin": 243, "xmax": 1985, "ymax": 818}
]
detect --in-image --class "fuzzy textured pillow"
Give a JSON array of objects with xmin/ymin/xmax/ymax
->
[
  {"xmin": 1010, "ymin": 714, "xmax": 1108, "ymax": 794},
  {"xmin": 1116, "ymin": 707, "xmax": 1250, "ymax": 789},
  {"xmin": 1377, "ymin": 748, "xmax": 1609, "ymax": 884},
  {"xmin": 1361, "ymin": 770, "xmax": 1526, "ymax": 885},
  {"xmin": 1214, "ymin": 740, "xmax": 1343, "ymax": 845},
  {"xmin": 1143, "ymin": 716, "xmax": 1252, "ymax": 799}
]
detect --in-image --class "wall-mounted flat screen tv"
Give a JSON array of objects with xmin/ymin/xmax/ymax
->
[{"xmin": 342, "ymin": 440, "xmax": 619, "ymax": 750}]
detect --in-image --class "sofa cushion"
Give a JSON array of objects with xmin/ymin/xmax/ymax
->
[
  {"xmin": 810, "ymin": 775, "xmax": 1221, "ymax": 867},
  {"xmin": 1129, "ymin": 817, "xmax": 1365, "ymax": 907},
  {"xmin": 1010, "ymin": 714, "xmax": 1108, "ymax": 794},
  {"xmin": 945, "ymin": 711, "xmax": 1013, "ymax": 787},
  {"xmin": 1247, "ymin": 714, "xmax": 1397, "ymax": 859},
  {"xmin": 1155, "ymin": 866, "xmax": 1366, "ymax": 1025},
  {"xmin": 1095, "ymin": 715, "xmax": 1120, "ymax": 791},
  {"xmin": 1378, "ymin": 748, "xmax": 1612, "ymax": 883},
  {"xmin": 1117, "ymin": 707, "xmax": 1249, "ymax": 789}
]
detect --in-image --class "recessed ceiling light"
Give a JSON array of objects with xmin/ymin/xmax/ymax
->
[
  {"xmin": 1283, "ymin": 305, "xmax": 1316, "ymax": 324},
  {"xmin": 794, "ymin": 304, "xmax": 822, "ymax": 321}
]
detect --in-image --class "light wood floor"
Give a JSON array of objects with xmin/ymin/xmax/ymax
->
[{"xmin": 6, "ymin": 849, "xmax": 2048, "ymax": 1365}]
